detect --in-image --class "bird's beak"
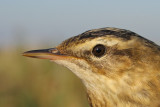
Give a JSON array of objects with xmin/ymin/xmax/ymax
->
[{"xmin": 23, "ymin": 48, "xmax": 71, "ymax": 60}]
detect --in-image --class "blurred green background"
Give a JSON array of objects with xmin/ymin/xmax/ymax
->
[{"xmin": 0, "ymin": 0, "xmax": 160, "ymax": 107}]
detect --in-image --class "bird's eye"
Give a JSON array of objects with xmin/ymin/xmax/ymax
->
[{"xmin": 92, "ymin": 44, "xmax": 106, "ymax": 57}]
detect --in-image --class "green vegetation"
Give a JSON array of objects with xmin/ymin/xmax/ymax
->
[{"xmin": 0, "ymin": 48, "xmax": 89, "ymax": 107}]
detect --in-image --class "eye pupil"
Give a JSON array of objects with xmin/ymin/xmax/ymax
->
[
  {"xmin": 95, "ymin": 48, "xmax": 102, "ymax": 53},
  {"xmin": 92, "ymin": 44, "xmax": 106, "ymax": 57}
]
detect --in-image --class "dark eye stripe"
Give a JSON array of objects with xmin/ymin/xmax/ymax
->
[{"xmin": 92, "ymin": 44, "xmax": 106, "ymax": 57}]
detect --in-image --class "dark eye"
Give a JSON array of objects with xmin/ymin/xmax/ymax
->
[{"xmin": 92, "ymin": 44, "xmax": 106, "ymax": 57}]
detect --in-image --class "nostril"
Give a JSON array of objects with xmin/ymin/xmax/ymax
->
[{"xmin": 49, "ymin": 48, "xmax": 59, "ymax": 54}]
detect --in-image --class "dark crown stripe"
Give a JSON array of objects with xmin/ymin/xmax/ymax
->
[{"xmin": 63, "ymin": 27, "xmax": 159, "ymax": 48}]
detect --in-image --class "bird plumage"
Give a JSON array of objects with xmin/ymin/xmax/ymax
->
[{"xmin": 23, "ymin": 27, "xmax": 160, "ymax": 107}]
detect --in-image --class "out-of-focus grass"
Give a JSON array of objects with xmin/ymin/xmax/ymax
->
[{"xmin": 0, "ymin": 48, "xmax": 89, "ymax": 107}]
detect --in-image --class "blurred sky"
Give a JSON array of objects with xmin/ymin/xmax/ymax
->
[{"xmin": 0, "ymin": 0, "xmax": 160, "ymax": 48}]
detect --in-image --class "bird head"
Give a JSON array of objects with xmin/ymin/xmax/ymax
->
[
  {"xmin": 23, "ymin": 27, "xmax": 159, "ymax": 80},
  {"xmin": 23, "ymin": 27, "xmax": 160, "ymax": 106}
]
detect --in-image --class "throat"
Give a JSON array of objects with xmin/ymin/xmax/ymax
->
[
  {"xmin": 87, "ymin": 89, "xmax": 108, "ymax": 107},
  {"xmin": 83, "ymin": 75, "xmax": 119, "ymax": 107},
  {"xmin": 55, "ymin": 59, "xmax": 122, "ymax": 106}
]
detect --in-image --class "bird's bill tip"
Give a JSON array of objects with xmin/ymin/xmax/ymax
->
[{"xmin": 22, "ymin": 48, "xmax": 70, "ymax": 60}]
